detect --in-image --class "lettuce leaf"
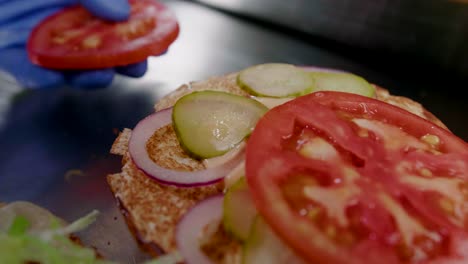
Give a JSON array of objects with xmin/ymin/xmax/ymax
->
[
  {"xmin": 7, "ymin": 215, "xmax": 29, "ymax": 236},
  {"xmin": 0, "ymin": 210, "xmax": 114, "ymax": 264},
  {"xmin": 0, "ymin": 209, "xmax": 181, "ymax": 264}
]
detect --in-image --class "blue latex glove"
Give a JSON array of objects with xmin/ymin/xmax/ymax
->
[{"xmin": 0, "ymin": 0, "xmax": 150, "ymax": 89}]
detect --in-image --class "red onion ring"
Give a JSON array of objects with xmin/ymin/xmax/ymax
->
[
  {"xmin": 176, "ymin": 195, "xmax": 223, "ymax": 264},
  {"xmin": 128, "ymin": 108, "xmax": 244, "ymax": 187}
]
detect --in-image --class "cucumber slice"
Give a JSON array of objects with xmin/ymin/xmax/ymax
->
[
  {"xmin": 238, "ymin": 63, "xmax": 315, "ymax": 98},
  {"xmin": 223, "ymin": 177, "xmax": 257, "ymax": 241},
  {"xmin": 252, "ymin": 96, "xmax": 294, "ymax": 109},
  {"xmin": 243, "ymin": 217, "xmax": 304, "ymax": 264},
  {"xmin": 172, "ymin": 91, "xmax": 268, "ymax": 159},
  {"xmin": 309, "ymin": 71, "xmax": 375, "ymax": 97}
]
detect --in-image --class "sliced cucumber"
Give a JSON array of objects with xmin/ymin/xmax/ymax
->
[
  {"xmin": 308, "ymin": 71, "xmax": 375, "ymax": 97},
  {"xmin": 243, "ymin": 217, "xmax": 304, "ymax": 264},
  {"xmin": 223, "ymin": 177, "xmax": 257, "ymax": 241},
  {"xmin": 252, "ymin": 96, "xmax": 294, "ymax": 109},
  {"xmin": 172, "ymin": 91, "xmax": 268, "ymax": 159},
  {"xmin": 238, "ymin": 63, "xmax": 315, "ymax": 98}
]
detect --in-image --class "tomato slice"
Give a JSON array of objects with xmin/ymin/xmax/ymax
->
[
  {"xmin": 245, "ymin": 91, "xmax": 468, "ymax": 263},
  {"xmin": 27, "ymin": 0, "xmax": 179, "ymax": 69}
]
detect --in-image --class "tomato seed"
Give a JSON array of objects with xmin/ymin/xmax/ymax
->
[
  {"xmin": 357, "ymin": 129, "xmax": 369, "ymax": 138},
  {"xmin": 116, "ymin": 17, "xmax": 156, "ymax": 40},
  {"xmin": 307, "ymin": 207, "xmax": 321, "ymax": 220},
  {"xmin": 325, "ymin": 225, "xmax": 337, "ymax": 238},
  {"xmin": 82, "ymin": 35, "xmax": 101, "ymax": 49},
  {"xmin": 420, "ymin": 134, "xmax": 440, "ymax": 148},
  {"xmin": 420, "ymin": 168, "xmax": 433, "ymax": 177},
  {"xmin": 439, "ymin": 197, "xmax": 454, "ymax": 215},
  {"xmin": 51, "ymin": 29, "xmax": 82, "ymax": 45}
]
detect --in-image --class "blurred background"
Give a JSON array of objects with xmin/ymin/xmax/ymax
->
[
  {"xmin": 196, "ymin": 0, "xmax": 468, "ymax": 79},
  {"xmin": 0, "ymin": 0, "xmax": 467, "ymax": 262}
]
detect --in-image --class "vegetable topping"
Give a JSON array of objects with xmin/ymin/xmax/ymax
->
[
  {"xmin": 129, "ymin": 107, "xmax": 245, "ymax": 187},
  {"xmin": 176, "ymin": 195, "xmax": 224, "ymax": 264},
  {"xmin": 27, "ymin": 0, "xmax": 179, "ymax": 69},
  {"xmin": 0, "ymin": 202, "xmax": 107, "ymax": 264},
  {"xmin": 238, "ymin": 63, "xmax": 315, "ymax": 98},
  {"xmin": 172, "ymin": 91, "xmax": 268, "ymax": 159},
  {"xmin": 245, "ymin": 91, "xmax": 468, "ymax": 263}
]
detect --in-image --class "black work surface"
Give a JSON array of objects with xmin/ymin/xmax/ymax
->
[{"xmin": 0, "ymin": 0, "xmax": 466, "ymax": 262}]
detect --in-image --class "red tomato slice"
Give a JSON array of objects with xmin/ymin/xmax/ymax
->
[
  {"xmin": 27, "ymin": 0, "xmax": 179, "ymax": 69},
  {"xmin": 245, "ymin": 91, "xmax": 468, "ymax": 264}
]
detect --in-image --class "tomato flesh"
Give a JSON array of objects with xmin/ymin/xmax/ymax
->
[
  {"xmin": 27, "ymin": 0, "xmax": 179, "ymax": 69},
  {"xmin": 245, "ymin": 92, "xmax": 468, "ymax": 263}
]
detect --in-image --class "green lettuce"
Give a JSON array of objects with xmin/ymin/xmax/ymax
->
[
  {"xmin": 0, "ymin": 210, "xmax": 113, "ymax": 264},
  {"xmin": 0, "ymin": 209, "xmax": 183, "ymax": 264}
]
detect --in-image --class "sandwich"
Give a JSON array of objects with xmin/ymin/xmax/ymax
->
[{"xmin": 107, "ymin": 63, "xmax": 468, "ymax": 263}]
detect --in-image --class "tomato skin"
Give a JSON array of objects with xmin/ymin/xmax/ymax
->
[
  {"xmin": 245, "ymin": 91, "xmax": 468, "ymax": 264},
  {"xmin": 27, "ymin": 0, "xmax": 179, "ymax": 70}
]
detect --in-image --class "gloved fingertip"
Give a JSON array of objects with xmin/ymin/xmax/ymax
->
[
  {"xmin": 79, "ymin": 0, "xmax": 130, "ymax": 21},
  {"xmin": 0, "ymin": 47, "xmax": 65, "ymax": 89},
  {"xmin": 0, "ymin": 30, "xmax": 30, "ymax": 50},
  {"xmin": 67, "ymin": 69, "xmax": 115, "ymax": 89},
  {"xmin": 116, "ymin": 60, "xmax": 148, "ymax": 78},
  {"xmin": 17, "ymin": 69, "xmax": 65, "ymax": 89}
]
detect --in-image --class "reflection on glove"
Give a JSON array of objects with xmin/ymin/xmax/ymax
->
[{"xmin": 0, "ymin": 0, "xmax": 150, "ymax": 89}]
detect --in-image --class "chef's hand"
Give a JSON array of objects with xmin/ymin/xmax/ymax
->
[{"xmin": 0, "ymin": 0, "xmax": 149, "ymax": 89}]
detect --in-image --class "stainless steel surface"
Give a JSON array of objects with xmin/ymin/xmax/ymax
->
[
  {"xmin": 0, "ymin": 0, "xmax": 467, "ymax": 262},
  {"xmin": 196, "ymin": 0, "xmax": 468, "ymax": 77}
]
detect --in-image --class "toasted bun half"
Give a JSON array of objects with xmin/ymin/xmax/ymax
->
[{"xmin": 107, "ymin": 69, "xmax": 447, "ymax": 260}]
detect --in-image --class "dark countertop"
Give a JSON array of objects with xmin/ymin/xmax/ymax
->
[
  {"xmin": 0, "ymin": 0, "xmax": 466, "ymax": 262},
  {"xmin": 196, "ymin": 0, "xmax": 468, "ymax": 78}
]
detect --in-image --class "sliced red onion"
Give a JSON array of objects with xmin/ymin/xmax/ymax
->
[
  {"xmin": 128, "ymin": 108, "xmax": 244, "ymax": 187},
  {"xmin": 299, "ymin": 65, "xmax": 347, "ymax": 73},
  {"xmin": 176, "ymin": 195, "xmax": 224, "ymax": 264}
]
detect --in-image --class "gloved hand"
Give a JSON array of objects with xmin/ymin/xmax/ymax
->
[{"xmin": 0, "ymin": 0, "xmax": 150, "ymax": 89}]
